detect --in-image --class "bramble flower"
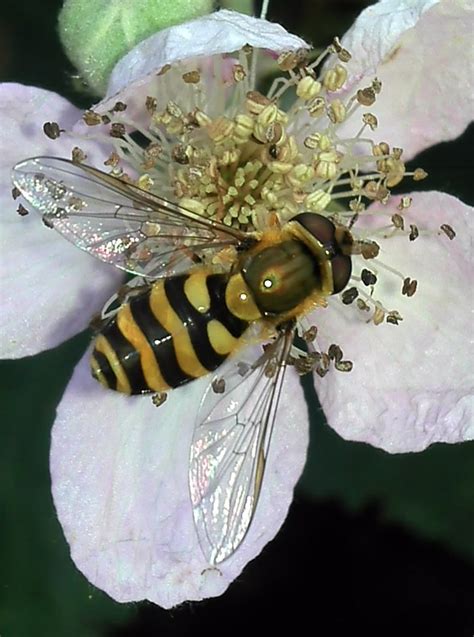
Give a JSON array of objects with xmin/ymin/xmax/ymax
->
[{"xmin": 1, "ymin": 2, "xmax": 473, "ymax": 608}]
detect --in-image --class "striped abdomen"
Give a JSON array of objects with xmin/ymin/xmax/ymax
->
[{"xmin": 91, "ymin": 270, "xmax": 248, "ymax": 394}]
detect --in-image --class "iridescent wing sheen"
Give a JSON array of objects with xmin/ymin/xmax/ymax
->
[
  {"xmin": 189, "ymin": 323, "xmax": 296, "ymax": 565},
  {"xmin": 12, "ymin": 156, "xmax": 247, "ymax": 278}
]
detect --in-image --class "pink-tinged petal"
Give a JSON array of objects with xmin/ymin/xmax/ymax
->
[
  {"xmin": 0, "ymin": 84, "xmax": 122, "ymax": 358},
  {"xmin": 340, "ymin": 0, "xmax": 474, "ymax": 159},
  {"xmin": 314, "ymin": 191, "xmax": 473, "ymax": 453},
  {"xmin": 51, "ymin": 351, "xmax": 308, "ymax": 607},
  {"xmin": 105, "ymin": 9, "xmax": 308, "ymax": 101}
]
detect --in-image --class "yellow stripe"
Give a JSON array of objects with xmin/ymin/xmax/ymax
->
[
  {"xmin": 184, "ymin": 269, "xmax": 210, "ymax": 313},
  {"xmin": 207, "ymin": 319, "xmax": 238, "ymax": 355},
  {"xmin": 94, "ymin": 334, "xmax": 131, "ymax": 394},
  {"xmin": 225, "ymin": 273, "xmax": 261, "ymax": 321},
  {"xmin": 150, "ymin": 281, "xmax": 209, "ymax": 377},
  {"xmin": 90, "ymin": 354, "xmax": 108, "ymax": 388},
  {"xmin": 116, "ymin": 304, "xmax": 169, "ymax": 392}
]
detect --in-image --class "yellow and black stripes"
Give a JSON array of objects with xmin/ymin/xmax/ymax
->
[{"xmin": 91, "ymin": 270, "xmax": 248, "ymax": 394}]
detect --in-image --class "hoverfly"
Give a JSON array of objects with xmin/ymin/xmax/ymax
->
[{"xmin": 12, "ymin": 156, "xmax": 352, "ymax": 565}]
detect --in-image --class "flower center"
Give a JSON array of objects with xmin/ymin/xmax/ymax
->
[{"xmin": 40, "ymin": 38, "xmax": 455, "ymax": 369}]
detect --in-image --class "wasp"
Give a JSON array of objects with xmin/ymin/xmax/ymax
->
[{"xmin": 13, "ymin": 156, "xmax": 352, "ymax": 565}]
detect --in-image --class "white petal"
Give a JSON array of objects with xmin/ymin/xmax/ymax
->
[
  {"xmin": 106, "ymin": 9, "xmax": 308, "ymax": 99},
  {"xmin": 314, "ymin": 191, "xmax": 474, "ymax": 453},
  {"xmin": 342, "ymin": 0, "xmax": 440, "ymax": 78},
  {"xmin": 51, "ymin": 351, "xmax": 308, "ymax": 607},
  {"xmin": 0, "ymin": 84, "xmax": 122, "ymax": 358},
  {"xmin": 340, "ymin": 0, "xmax": 473, "ymax": 158}
]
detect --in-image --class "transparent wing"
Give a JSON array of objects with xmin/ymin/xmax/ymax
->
[
  {"xmin": 12, "ymin": 156, "xmax": 247, "ymax": 277},
  {"xmin": 189, "ymin": 323, "xmax": 295, "ymax": 565}
]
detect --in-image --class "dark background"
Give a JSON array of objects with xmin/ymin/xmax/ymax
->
[{"xmin": 1, "ymin": 1, "xmax": 473, "ymax": 635}]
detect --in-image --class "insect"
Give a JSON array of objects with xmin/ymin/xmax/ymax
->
[{"xmin": 12, "ymin": 156, "xmax": 352, "ymax": 565}]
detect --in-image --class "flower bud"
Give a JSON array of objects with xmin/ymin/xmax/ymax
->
[{"xmin": 58, "ymin": 0, "xmax": 213, "ymax": 95}]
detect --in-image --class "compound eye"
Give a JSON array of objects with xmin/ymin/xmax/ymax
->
[
  {"xmin": 293, "ymin": 212, "xmax": 335, "ymax": 244},
  {"xmin": 331, "ymin": 254, "xmax": 352, "ymax": 293}
]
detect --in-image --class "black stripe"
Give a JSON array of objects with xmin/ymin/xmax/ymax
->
[
  {"xmin": 101, "ymin": 319, "xmax": 149, "ymax": 394},
  {"xmin": 129, "ymin": 291, "xmax": 193, "ymax": 388},
  {"xmin": 92, "ymin": 350, "xmax": 117, "ymax": 390},
  {"xmin": 206, "ymin": 274, "xmax": 247, "ymax": 338},
  {"xmin": 164, "ymin": 276, "xmax": 229, "ymax": 372}
]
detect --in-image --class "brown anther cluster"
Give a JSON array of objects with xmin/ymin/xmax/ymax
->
[
  {"xmin": 292, "ymin": 344, "xmax": 349, "ymax": 376},
  {"xmin": 11, "ymin": 186, "xmax": 21, "ymax": 200},
  {"xmin": 17, "ymin": 203, "xmax": 29, "ymax": 216}
]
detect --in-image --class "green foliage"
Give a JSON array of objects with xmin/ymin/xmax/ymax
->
[
  {"xmin": 298, "ymin": 376, "xmax": 474, "ymax": 562},
  {"xmin": 0, "ymin": 335, "xmax": 133, "ymax": 636}
]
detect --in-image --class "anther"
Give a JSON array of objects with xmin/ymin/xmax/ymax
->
[
  {"xmin": 386, "ymin": 311, "xmax": 403, "ymax": 325},
  {"xmin": 328, "ymin": 344, "xmax": 343, "ymax": 363},
  {"xmin": 212, "ymin": 378, "xmax": 226, "ymax": 394},
  {"xmin": 17, "ymin": 203, "xmax": 29, "ymax": 216},
  {"xmin": 332, "ymin": 37, "xmax": 352, "ymax": 62},
  {"xmin": 357, "ymin": 87, "xmax": 376, "ymax": 106},
  {"xmin": 373, "ymin": 306, "xmax": 385, "ymax": 325},
  {"xmin": 83, "ymin": 110, "xmax": 103, "ymax": 126},
  {"xmin": 362, "ymin": 113, "xmax": 378, "ymax": 130},
  {"xmin": 413, "ymin": 168, "xmax": 428, "ymax": 181},
  {"xmin": 335, "ymin": 359, "xmax": 353, "ymax": 372},
  {"xmin": 409, "ymin": 224, "xmax": 419, "ymax": 241},
  {"xmin": 361, "ymin": 269, "xmax": 377, "ymax": 286},
  {"xmin": 303, "ymin": 325, "xmax": 318, "ymax": 342},
  {"xmin": 232, "ymin": 64, "xmax": 246, "ymax": 82},
  {"xmin": 110, "ymin": 123, "xmax": 126, "ymax": 138},
  {"xmin": 402, "ymin": 278, "xmax": 418, "ymax": 297},
  {"xmin": 111, "ymin": 101, "xmax": 127, "ymax": 112},
  {"xmin": 397, "ymin": 196, "xmax": 412, "ymax": 211},
  {"xmin": 391, "ymin": 213, "xmax": 405, "ymax": 230},
  {"xmin": 72, "ymin": 147, "xmax": 86, "ymax": 163},
  {"xmin": 440, "ymin": 224, "xmax": 456, "ymax": 240},
  {"xmin": 342, "ymin": 287, "xmax": 359, "ymax": 305},
  {"xmin": 43, "ymin": 121, "xmax": 62, "ymax": 139},
  {"xmin": 152, "ymin": 392, "xmax": 167, "ymax": 407},
  {"xmin": 182, "ymin": 70, "xmax": 200, "ymax": 84},
  {"xmin": 145, "ymin": 96, "xmax": 157, "ymax": 114}
]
